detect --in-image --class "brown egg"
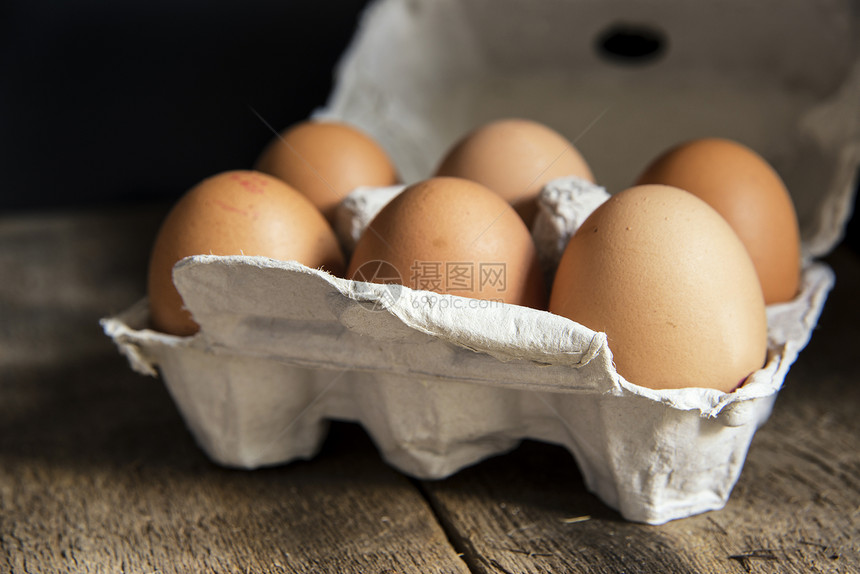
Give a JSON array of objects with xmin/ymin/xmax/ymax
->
[
  {"xmin": 636, "ymin": 137, "xmax": 801, "ymax": 304},
  {"xmin": 435, "ymin": 118, "xmax": 594, "ymax": 225},
  {"xmin": 254, "ymin": 120, "xmax": 399, "ymax": 223},
  {"xmin": 348, "ymin": 177, "xmax": 546, "ymax": 309},
  {"xmin": 148, "ymin": 170, "xmax": 344, "ymax": 336},
  {"xmin": 549, "ymin": 184, "xmax": 767, "ymax": 392}
]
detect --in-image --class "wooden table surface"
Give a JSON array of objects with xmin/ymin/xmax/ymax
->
[{"xmin": 1, "ymin": 206, "xmax": 858, "ymax": 574}]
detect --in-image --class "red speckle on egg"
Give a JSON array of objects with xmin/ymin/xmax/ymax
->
[{"xmin": 147, "ymin": 170, "xmax": 344, "ymax": 336}]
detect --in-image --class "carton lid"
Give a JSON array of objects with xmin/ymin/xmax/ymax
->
[{"xmin": 322, "ymin": 0, "xmax": 860, "ymax": 256}]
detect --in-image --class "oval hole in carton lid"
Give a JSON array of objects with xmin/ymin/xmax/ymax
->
[{"xmin": 595, "ymin": 22, "xmax": 668, "ymax": 65}]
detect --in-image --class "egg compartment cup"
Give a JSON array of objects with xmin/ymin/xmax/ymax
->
[
  {"xmin": 105, "ymin": 0, "xmax": 858, "ymax": 524},
  {"xmin": 102, "ymin": 177, "xmax": 834, "ymax": 525}
]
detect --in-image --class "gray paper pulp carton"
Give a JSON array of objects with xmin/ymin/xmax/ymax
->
[{"xmin": 104, "ymin": 0, "xmax": 859, "ymax": 524}]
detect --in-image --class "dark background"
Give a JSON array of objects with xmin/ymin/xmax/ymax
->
[
  {"xmin": 0, "ymin": 0, "xmax": 372, "ymax": 210},
  {"xmin": 1, "ymin": 0, "xmax": 857, "ymax": 252}
]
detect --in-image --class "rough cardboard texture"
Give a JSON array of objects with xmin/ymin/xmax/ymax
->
[
  {"xmin": 102, "ymin": 179, "xmax": 834, "ymax": 524},
  {"xmin": 323, "ymin": 0, "xmax": 860, "ymax": 256},
  {"xmin": 102, "ymin": 0, "xmax": 858, "ymax": 524}
]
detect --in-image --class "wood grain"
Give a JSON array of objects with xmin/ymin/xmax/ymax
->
[
  {"xmin": 418, "ymin": 247, "xmax": 860, "ymax": 574},
  {"xmin": 0, "ymin": 208, "xmax": 468, "ymax": 574},
  {"xmin": 1, "ymin": 207, "xmax": 858, "ymax": 573}
]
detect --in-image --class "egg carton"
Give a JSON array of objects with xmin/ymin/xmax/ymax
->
[
  {"xmin": 103, "ymin": 175, "xmax": 832, "ymax": 524},
  {"xmin": 103, "ymin": 0, "xmax": 859, "ymax": 524}
]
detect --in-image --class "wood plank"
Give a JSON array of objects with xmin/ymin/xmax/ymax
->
[
  {"xmin": 418, "ymin": 247, "xmax": 860, "ymax": 574},
  {"xmin": 5, "ymin": 205, "xmax": 858, "ymax": 572},
  {"xmin": 0, "ymin": 208, "xmax": 469, "ymax": 574}
]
